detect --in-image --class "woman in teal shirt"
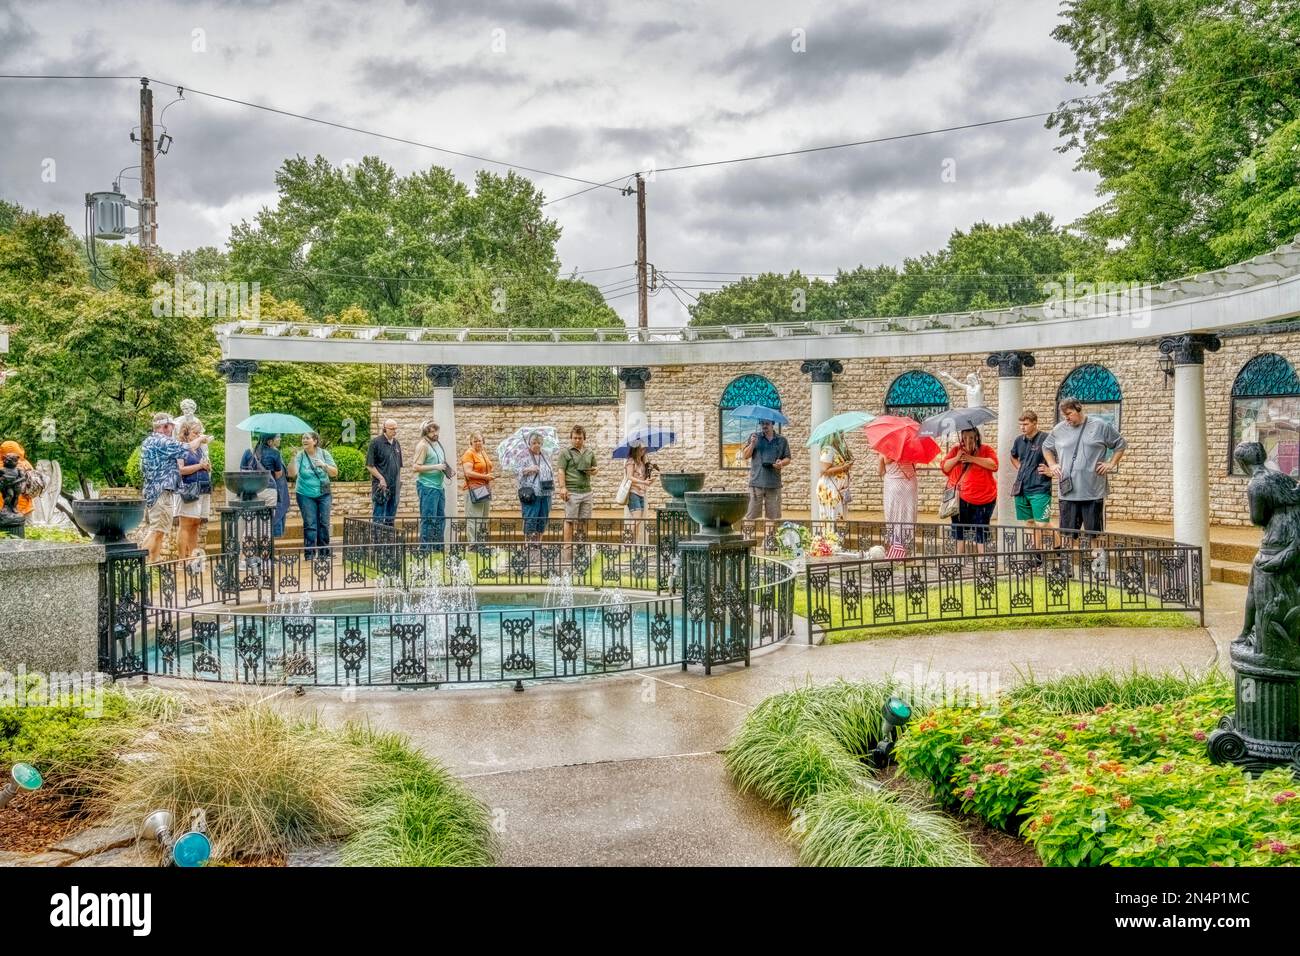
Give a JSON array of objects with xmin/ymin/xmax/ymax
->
[{"xmin": 287, "ymin": 431, "xmax": 338, "ymax": 560}]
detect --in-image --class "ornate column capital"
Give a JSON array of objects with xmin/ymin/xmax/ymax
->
[
  {"xmin": 617, "ymin": 367, "xmax": 652, "ymax": 390},
  {"xmin": 1158, "ymin": 333, "xmax": 1222, "ymax": 366},
  {"xmin": 425, "ymin": 364, "xmax": 462, "ymax": 388},
  {"xmin": 800, "ymin": 359, "xmax": 843, "ymax": 383},
  {"xmin": 217, "ymin": 359, "xmax": 259, "ymax": 384},
  {"xmin": 985, "ymin": 351, "xmax": 1035, "ymax": 378}
]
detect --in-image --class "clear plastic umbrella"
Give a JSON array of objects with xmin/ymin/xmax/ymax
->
[{"xmin": 496, "ymin": 426, "xmax": 559, "ymax": 474}]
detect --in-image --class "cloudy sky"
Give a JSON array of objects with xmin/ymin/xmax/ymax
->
[{"xmin": 0, "ymin": 0, "xmax": 1100, "ymax": 325}]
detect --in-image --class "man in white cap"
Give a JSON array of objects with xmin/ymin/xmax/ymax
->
[{"xmin": 140, "ymin": 411, "xmax": 207, "ymax": 562}]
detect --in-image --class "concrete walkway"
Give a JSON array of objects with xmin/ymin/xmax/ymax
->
[{"xmin": 237, "ymin": 582, "xmax": 1240, "ymax": 866}]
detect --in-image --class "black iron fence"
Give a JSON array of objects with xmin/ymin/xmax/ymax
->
[{"xmin": 135, "ymin": 540, "xmax": 796, "ymax": 688}]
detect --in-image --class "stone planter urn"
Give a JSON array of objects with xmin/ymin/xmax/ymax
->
[
  {"xmin": 224, "ymin": 471, "xmax": 271, "ymax": 502},
  {"xmin": 660, "ymin": 472, "xmax": 705, "ymax": 509},
  {"xmin": 684, "ymin": 490, "xmax": 748, "ymax": 540},
  {"xmin": 70, "ymin": 498, "xmax": 144, "ymax": 546}
]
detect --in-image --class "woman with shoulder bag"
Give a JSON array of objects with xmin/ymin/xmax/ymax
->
[
  {"xmin": 622, "ymin": 443, "xmax": 656, "ymax": 545},
  {"xmin": 461, "ymin": 431, "xmax": 495, "ymax": 547},
  {"xmin": 940, "ymin": 427, "xmax": 998, "ymax": 553},
  {"xmin": 288, "ymin": 431, "xmax": 338, "ymax": 560},
  {"xmin": 175, "ymin": 419, "xmax": 214, "ymax": 560},
  {"xmin": 518, "ymin": 431, "xmax": 554, "ymax": 541}
]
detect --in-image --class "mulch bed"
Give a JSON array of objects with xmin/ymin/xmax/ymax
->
[
  {"xmin": 0, "ymin": 790, "xmax": 96, "ymax": 854},
  {"xmin": 881, "ymin": 765, "xmax": 1042, "ymax": 867}
]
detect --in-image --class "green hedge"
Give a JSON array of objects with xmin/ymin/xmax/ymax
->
[{"xmin": 330, "ymin": 445, "xmax": 367, "ymax": 482}]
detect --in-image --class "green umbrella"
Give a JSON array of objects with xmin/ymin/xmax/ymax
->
[
  {"xmin": 805, "ymin": 410, "xmax": 876, "ymax": 447},
  {"xmin": 236, "ymin": 413, "xmax": 314, "ymax": 435}
]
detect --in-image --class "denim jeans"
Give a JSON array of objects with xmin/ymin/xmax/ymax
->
[
  {"xmin": 521, "ymin": 494, "xmax": 552, "ymax": 537},
  {"xmin": 418, "ymin": 483, "xmax": 445, "ymax": 551},
  {"xmin": 372, "ymin": 482, "xmax": 399, "ymax": 525},
  {"xmin": 297, "ymin": 492, "xmax": 331, "ymax": 558}
]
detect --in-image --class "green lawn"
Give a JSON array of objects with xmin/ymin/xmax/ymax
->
[{"xmin": 793, "ymin": 578, "xmax": 1198, "ymax": 643}]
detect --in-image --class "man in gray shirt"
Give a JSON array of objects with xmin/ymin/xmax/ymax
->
[
  {"xmin": 741, "ymin": 419, "xmax": 792, "ymax": 538},
  {"xmin": 1042, "ymin": 397, "xmax": 1127, "ymax": 543}
]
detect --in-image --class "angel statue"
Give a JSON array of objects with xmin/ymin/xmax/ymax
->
[{"xmin": 938, "ymin": 371, "xmax": 985, "ymax": 408}]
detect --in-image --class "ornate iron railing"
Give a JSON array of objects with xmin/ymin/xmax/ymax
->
[
  {"xmin": 138, "ymin": 541, "xmax": 797, "ymax": 688},
  {"xmin": 801, "ymin": 540, "xmax": 1203, "ymax": 640},
  {"xmin": 380, "ymin": 365, "xmax": 618, "ymax": 403}
]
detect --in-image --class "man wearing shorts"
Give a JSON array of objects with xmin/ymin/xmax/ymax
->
[
  {"xmin": 557, "ymin": 425, "xmax": 597, "ymax": 558},
  {"xmin": 1009, "ymin": 411, "xmax": 1052, "ymax": 527},
  {"xmin": 741, "ymin": 419, "xmax": 791, "ymax": 539},
  {"xmin": 1042, "ymin": 397, "xmax": 1127, "ymax": 546},
  {"xmin": 139, "ymin": 412, "xmax": 204, "ymax": 563}
]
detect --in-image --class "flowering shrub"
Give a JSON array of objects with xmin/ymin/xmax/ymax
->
[
  {"xmin": 894, "ymin": 682, "xmax": 1259, "ymax": 861},
  {"xmin": 1026, "ymin": 760, "xmax": 1300, "ymax": 867},
  {"xmin": 808, "ymin": 530, "xmax": 843, "ymax": 558}
]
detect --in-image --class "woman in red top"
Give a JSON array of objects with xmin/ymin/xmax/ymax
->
[{"xmin": 941, "ymin": 427, "xmax": 998, "ymax": 551}]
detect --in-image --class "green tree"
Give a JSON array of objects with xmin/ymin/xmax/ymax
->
[
  {"xmin": 1049, "ymin": 0, "xmax": 1300, "ymax": 279},
  {"xmin": 229, "ymin": 155, "xmax": 609, "ymax": 327}
]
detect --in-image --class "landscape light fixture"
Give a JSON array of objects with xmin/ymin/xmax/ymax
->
[
  {"xmin": 870, "ymin": 697, "xmax": 913, "ymax": 768},
  {"xmin": 0, "ymin": 763, "xmax": 43, "ymax": 808},
  {"xmin": 141, "ymin": 810, "xmax": 212, "ymax": 867}
]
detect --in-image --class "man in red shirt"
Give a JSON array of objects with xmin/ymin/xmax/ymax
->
[{"xmin": 940, "ymin": 427, "xmax": 999, "ymax": 552}]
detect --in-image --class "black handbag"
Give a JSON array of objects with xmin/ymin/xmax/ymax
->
[
  {"xmin": 178, "ymin": 481, "xmax": 202, "ymax": 502},
  {"xmin": 518, "ymin": 486, "xmax": 537, "ymax": 505}
]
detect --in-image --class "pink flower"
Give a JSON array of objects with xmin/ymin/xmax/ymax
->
[
  {"xmin": 1013, "ymin": 737, "xmax": 1025, "ymax": 746},
  {"xmin": 1161, "ymin": 763, "xmax": 1174, "ymax": 774},
  {"xmin": 1273, "ymin": 791, "xmax": 1296, "ymax": 805},
  {"xmin": 960, "ymin": 755, "xmax": 973, "ymax": 764},
  {"xmin": 1193, "ymin": 731, "xmax": 1208, "ymax": 742},
  {"xmin": 962, "ymin": 735, "xmax": 972, "ymax": 745},
  {"xmin": 1055, "ymin": 732, "xmax": 1068, "ymax": 742},
  {"xmin": 962, "ymin": 788, "xmax": 976, "ymax": 800},
  {"xmin": 991, "ymin": 736, "xmax": 1003, "ymax": 746},
  {"xmin": 1043, "ymin": 748, "xmax": 1058, "ymax": 757},
  {"xmin": 1073, "ymin": 721, "xmax": 1088, "ymax": 731},
  {"xmin": 1271, "ymin": 841, "xmax": 1288, "ymax": 854}
]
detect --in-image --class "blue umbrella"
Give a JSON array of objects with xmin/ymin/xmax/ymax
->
[
  {"xmin": 236, "ymin": 413, "xmax": 314, "ymax": 435},
  {"xmin": 805, "ymin": 410, "xmax": 876, "ymax": 447},
  {"xmin": 730, "ymin": 404, "xmax": 789, "ymax": 425},
  {"xmin": 613, "ymin": 427, "xmax": 677, "ymax": 459}
]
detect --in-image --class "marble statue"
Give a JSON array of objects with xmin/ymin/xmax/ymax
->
[{"xmin": 938, "ymin": 371, "xmax": 985, "ymax": 408}]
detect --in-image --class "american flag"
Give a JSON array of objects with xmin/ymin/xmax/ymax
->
[{"xmin": 886, "ymin": 541, "xmax": 908, "ymax": 560}]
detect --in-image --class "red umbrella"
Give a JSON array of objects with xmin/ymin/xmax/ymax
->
[{"xmin": 863, "ymin": 415, "xmax": 942, "ymax": 465}]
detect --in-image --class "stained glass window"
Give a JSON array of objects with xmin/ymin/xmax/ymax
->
[
  {"xmin": 1056, "ymin": 364, "xmax": 1122, "ymax": 432},
  {"xmin": 1230, "ymin": 353, "xmax": 1300, "ymax": 476},
  {"xmin": 884, "ymin": 371, "xmax": 949, "ymax": 424},
  {"xmin": 719, "ymin": 374, "xmax": 782, "ymax": 469}
]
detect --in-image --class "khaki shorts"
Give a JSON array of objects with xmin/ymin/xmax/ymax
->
[
  {"xmin": 564, "ymin": 491, "xmax": 594, "ymax": 520},
  {"xmin": 175, "ymin": 491, "xmax": 211, "ymax": 520},
  {"xmin": 145, "ymin": 490, "xmax": 178, "ymax": 536},
  {"xmin": 745, "ymin": 486, "xmax": 782, "ymax": 520}
]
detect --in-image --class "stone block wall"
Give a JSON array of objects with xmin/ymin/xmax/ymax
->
[{"xmin": 369, "ymin": 330, "xmax": 1300, "ymax": 527}]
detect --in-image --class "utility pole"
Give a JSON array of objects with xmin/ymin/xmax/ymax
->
[
  {"xmin": 635, "ymin": 173, "xmax": 647, "ymax": 330},
  {"xmin": 139, "ymin": 77, "xmax": 157, "ymax": 256}
]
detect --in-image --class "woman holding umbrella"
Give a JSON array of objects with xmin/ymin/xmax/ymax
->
[
  {"xmin": 863, "ymin": 416, "xmax": 940, "ymax": 553},
  {"xmin": 815, "ymin": 432, "xmax": 853, "ymax": 524},
  {"xmin": 518, "ymin": 430, "xmax": 556, "ymax": 541},
  {"xmin": 941, "ymin": 427, "xmax": 999, "ymax": 552},
  {"xmin": 623, "ymin": 443, "xmax": 659, "ymax": 544},
  {"xmin": 240, "ymin": 433, "xmax": 287, "ymax": 533}
]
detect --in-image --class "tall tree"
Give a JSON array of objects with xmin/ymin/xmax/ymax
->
[{"xmin": 1049, "ymin": 0, "xmax": 1300, "ymax": 279}]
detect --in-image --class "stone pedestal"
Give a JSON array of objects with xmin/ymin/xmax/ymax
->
[
  {"xmin": 427, "ymin": 365, "xmax": 461, "ymax": 522},
  {"xmin": 218, "ymin": 359, "xmax": 259, "ymax": 473},
  {"xmin": 619, "ymin": 367, "xmax": 651, "ymax": 437},
  {"xmin": 1209, "ymin": 649, "xmax": 1300, "ymax": 774},
  {"xmin": 802, "ymin": 360, "xmax": 843, "ymax": 521},
  {"xmin": 0, "ymin": 541, "xmax": 105, "ymax": 674}
]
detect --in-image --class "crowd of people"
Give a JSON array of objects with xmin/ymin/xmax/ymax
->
[
  {"xmin": 801, "ymin": 397, "xmax": 1127, "ymax": 552},
  {"xmin": 124, "ymin": 394, "xmax": 1126, "ymax": 562}
]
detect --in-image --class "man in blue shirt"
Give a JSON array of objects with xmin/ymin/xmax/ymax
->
[
  {"xmin": 140, "ymin": 411, "xmax": 207, "ymax": 562},
  {"xmin": 741, "ymin": 419, "xmax": 792, "ymax": 539}
]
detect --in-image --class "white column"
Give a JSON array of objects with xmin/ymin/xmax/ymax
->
[
  {"xmin": 428, "ymin": 365, "xmax": 460, "ymax": 520},
  {"xmin": 1161, "ymin": 335, "xmax": 1219, "ymax": 586},
  {"xmin": 987, "ymin": 352, "xmax": 1033, "ymax": 526},
  {"xmin": 802, "ymin": 360, "xmax": 842, "ymax": 520},
  {"xmin": 218, "ymin": 359, "xmax": 258, "ymax": 473},
  {"xmin": 618, "ymin": 367, "xmax": 651, "ymax": 438}
]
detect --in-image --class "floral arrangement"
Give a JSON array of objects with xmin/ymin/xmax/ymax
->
[
  {"xmin": 776, "ymin": 522, "xmax": 810, "ymax": 557},
  {"xmin": 808, "ymin": 529, "xmax": 842, "ymax": 558}
]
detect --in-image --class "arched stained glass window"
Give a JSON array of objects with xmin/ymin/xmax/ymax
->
[
  {"xmin": 1057, "ymin": 364, "xmax": 1122, "ymax": 431},
  {"xmin": 1230, "ymin": 353, "xmax": 1300, "ymax": 476},
  {"xmin": 884, "ymin": 371, "xmax": 949, "ymax": 424},
  {"xmin": 719, "ymin": 374, "xmax": 782, "ymax": 469}
]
